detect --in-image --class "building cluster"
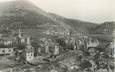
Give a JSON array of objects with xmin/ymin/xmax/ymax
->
[
  {"xmin": 39, "ymin": 38, "xmax": 60, "ymax": 56},
  {"xmin": 0, "ymin": 29, "xmax": 114, "ymax": 72},
  {"xmin": 43, "ymin": 29, "xmax": 70, "ymax": 36},
  {"xmin": 0, "ymin": 29, "xmax": 66, "ymax": 63},
  {"xmin": 0, "ymin": 29, "xmax": 35, "ymax": 63}
]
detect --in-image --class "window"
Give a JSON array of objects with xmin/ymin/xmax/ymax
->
[
  {"xmin": 2, "ymin": 50, "xmax": 5, "ymax": 52},
  {"xmin": 9, "ymin": 49, "xmax": 11, "ymax": 52},
  {"xmin": 31, "ymin": 53, "xmax": 33, "ymax": 56}
]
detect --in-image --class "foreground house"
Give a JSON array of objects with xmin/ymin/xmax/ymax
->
[{"xmin": 0, "ymin": 36, "xmax": 16, "ymax": 56}]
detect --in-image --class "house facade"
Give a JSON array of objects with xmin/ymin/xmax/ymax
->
[{"xmin": 0, "ymin": 37, "xmax": 16, "ymax": 56}]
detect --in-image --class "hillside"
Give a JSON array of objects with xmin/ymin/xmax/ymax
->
[
  {"xmin": 49, "ymin": 13, "xmax": 98, "ymax": 34},
  {"xmin": 94, "ymin": 22, "xmax": 115, "ymax": 41},
  {"xmin": 0, "ymin": 0, "xmax": 114, "ymax": 41},
  {"xmin": 0, "ymin": 0, "xmax": 60, "ymax": 28}
]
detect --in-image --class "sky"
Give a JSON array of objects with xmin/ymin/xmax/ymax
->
[{"xmin": 0, "ymin": 0, "xmax": 115, "ymax": 23}]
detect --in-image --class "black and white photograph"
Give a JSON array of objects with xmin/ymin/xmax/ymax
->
[{"xmin": 0, "ymin": 0, "xmax": 114, "ymax": 72}]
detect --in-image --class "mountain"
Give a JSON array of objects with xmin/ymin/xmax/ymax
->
[
  {"xmin": 0, "ymin": 0, "xmax": 114, "ymax": 41},
  {"xmin": 0, "ymin": 0, "xmax": 57, "ymax": 27},
  {"xmin": 0, "ymin": 0, "xmax": 74, "ymax": 36}
]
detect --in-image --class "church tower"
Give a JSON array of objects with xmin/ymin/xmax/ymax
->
[
  {"xmin": 17, "ymin": 29, "xmax": 25, "ymax": 44},
  {"xmin": 25, "ymin": 37, "xmax": 34, "ymax": 62}
]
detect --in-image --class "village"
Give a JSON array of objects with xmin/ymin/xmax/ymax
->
[
  {"xmin": 0, "ymin": 0, "xmax": 114, "ymax": 71},
  {"xmin": 0, "ymin": 28, "xmax": 114, "ymax": 72}
]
